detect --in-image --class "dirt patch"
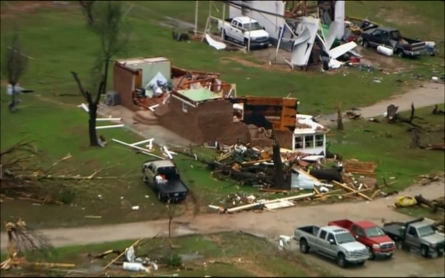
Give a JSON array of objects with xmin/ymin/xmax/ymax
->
[
  {"xmin": 1, "ymin": 1, "xmax": 74, "ymax": 19},
  {"xmin": 356, "ymin": 46, "xmax": 410, "ymax": 71}
]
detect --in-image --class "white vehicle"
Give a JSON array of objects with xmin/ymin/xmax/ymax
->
[{"xmin": 218, "ymin": 16, "xmax": 270, "ymax": 49}]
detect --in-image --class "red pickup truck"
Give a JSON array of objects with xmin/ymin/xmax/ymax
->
[{"xmin": 328, "ymin": 219, "xmax": 395, "ymax": 260}]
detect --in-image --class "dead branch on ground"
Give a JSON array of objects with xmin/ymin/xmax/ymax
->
[
  {"xmin": 1, "ymin": 140, "xmax": 124, "ymax": 203},
  {"xmin": 386, "ymin": 103, "xmax": 423, "ymax": 128},
  {"xmin": 432, "ymin": 105, "xmax": 445, "ymax": 115}
]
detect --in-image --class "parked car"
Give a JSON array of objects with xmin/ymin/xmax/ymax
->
[
  {"xmin": 141, "ymin": 160, "xmax": 188, "ymax": 202},
  {"xmin": 218, "ymin": 16, "xmax": 270, "ymax": 49},
  {"xmin": 294, "ymin": 225, "xmax": 369, "ymax": 268},
  {"xmin": 328, "ymin": 219, "xmax": 395, "ymax": 260},
  {"xmin": 360, "ymin": 26, "xmax": 425, "ymax": 57},
  {"xmin": 382, "ymin": 217, "xmax": 444, "ymax": 258}
]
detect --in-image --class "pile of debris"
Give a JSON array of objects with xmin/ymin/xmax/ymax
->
[{"xmin": 92, "ymin": 238, "xmax": 159, "ymax": 274}]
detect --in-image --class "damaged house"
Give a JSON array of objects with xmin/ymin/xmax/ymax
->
[
  {"xmin": 227, "ymin": 1, "xmax": 353, "ymax": 69},
  {"xmin": 112, "ymin": 56, "xmax": 307, "ymax": 149}
]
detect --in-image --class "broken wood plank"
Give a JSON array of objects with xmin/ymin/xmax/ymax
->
[
  {"xmin": 30, "ymin": 262, "xmax": 75, "ymax": 268},
  {"xmin": 104, "ymin": 238, "xmax": 143, "ymax": 269},
  {"xmin": 258, "ymin": 188, "xmax": 289, "ymax": 194},
  {"xmin": 226, "ymin": 192, "xmax": 315, "ymax": 213},
  {"xmin": 333, "ymin": 181, "xmax": 373, "ymax": 201},
  {"xmin": 370, "ymin": 189, "xmax": 381, "ymax": 199}
]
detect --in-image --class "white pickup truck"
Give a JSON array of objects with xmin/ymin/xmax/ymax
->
[{"xmin": 218, "ymin": 16, "xmax": 270, "ymax": 49}]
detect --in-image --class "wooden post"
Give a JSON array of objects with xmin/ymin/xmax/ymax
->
[{"xmin": 337, "ymin": 102, "xmax": 344, "ymax": 131}]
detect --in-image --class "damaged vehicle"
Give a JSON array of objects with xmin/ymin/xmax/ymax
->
[
  {"xmin": 142, "ymin": 160, "xmax": 188, "ymax": 202},
  {"xmin": 294, "ymin": 225, "xmax": 369, "ymax": 268},
  {"xmin": 218, "ymin": 16, "xmax": 270, "ymax": 49},
  {"xmin": 361, "ymin": 26, "xmax": 425, "ymax": 58},
  {"xmin": 328, "ymin": 219, "xmax": 395, "ymax": 260},
  {"xmin": 382, "ymin": 217, "xmax": 444, "ymax": 258}
]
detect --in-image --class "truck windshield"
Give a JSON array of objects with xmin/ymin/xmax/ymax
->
[
  {"xmin": 418, "ymin": 226, "xmax": 435, "ymax": 237},
  {"xmin": 243, "ymin": 22, "xmax": 263, "ymax": 31},
  {"xmin": 336, "ymin": 233, "xmax": 355, "ymax": 244},
  {"xmin": 365, "ymin": 227, "xmax": 386, "ymax": 238}
]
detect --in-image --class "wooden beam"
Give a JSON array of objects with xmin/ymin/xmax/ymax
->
[
  {"xmin": 104, "ymin": 238, "xmax": 143, "ymax": 269},
  {"xmin": 332, "ymin": 181, "xmax": 373, "ymax": 201}
]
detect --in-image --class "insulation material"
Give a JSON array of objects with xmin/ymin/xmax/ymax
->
[
  {"xmin": 205, "ymin": 34, "xmax": 227, "ymax": 50},
  {"xmin": 290, "ymin": 17, "xmax": 320, "ymax": 67}
]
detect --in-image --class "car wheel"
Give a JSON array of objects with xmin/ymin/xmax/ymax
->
[
  {"xmin": 397, "ymin": 50, "xmax": 404, "ymax": 58},
  {"xmin": 420, "ymin": 245, "xmax": 429, "ymax": 258},
  {"xmin": 299, "ymin": 240, "xmax": 309, "ymax": 254},
  {"xmin": 222, "ymin": 30, "xmax": 227, "ymax": 40},
  {"xmin": 367, "ymin": 247, "xmax": 375, "ymax": 260},
  {"xmin": 337, "ymin": 253, "xmax": 347, "ymax": 268},
  {"xmin": 362, "ymin": 40, "xmax": 369, "ymax": 48}
]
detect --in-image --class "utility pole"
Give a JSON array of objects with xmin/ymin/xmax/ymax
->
[{"xmin": 194, "ymin": 1, "xmax": 199, "ymax": 35}]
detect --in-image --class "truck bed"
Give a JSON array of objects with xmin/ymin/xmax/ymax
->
[
  {"xmin": 160, "ymin": 179, "xmax": 188, "ymax": 195},
  {"xmin": 328, "ymin": 219, "xmax": 354, "ymax": 230},
  {"xmin": 296, "ymin": 225, "xmax": 320, "ymax": 237},
  {"xmin": 382, "ymin": 223, "xmax": 403, "ymax": 240}
]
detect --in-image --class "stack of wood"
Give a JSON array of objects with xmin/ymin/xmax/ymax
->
[{"xmin": 344, "ymin": 159, "xmax": 377, "ymax": 176}]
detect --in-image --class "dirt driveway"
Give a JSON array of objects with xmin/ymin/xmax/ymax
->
[{"xmin": 1, "ymin": 181, "xmax": 444, "ymax": 277}]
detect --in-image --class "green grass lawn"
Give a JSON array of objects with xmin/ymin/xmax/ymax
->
[
  {"xmin": 329, "ymin": 105, "xmax": 445, "ymax": 191},
  {"xmin": 0, "ymin": 232, "xmax": 339, "ymax": 277},
  {"xmin": 0, "ymin": 1, "xmax": 443, "ymax": 230}
]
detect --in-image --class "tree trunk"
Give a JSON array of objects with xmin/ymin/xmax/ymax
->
[
  {"xmin": 102, "ymin": 59, "xmax": 109, "ymax": 95},
  {"xmin": 272, "ymin": 138, "xmax": 287, "ymax": 189},
  {"xmin": 88, "ymin": 103, "xmax": 99, "ymax": 146},
  {"xmin": 86, "ymin": 9, "xmax": 94, "ymax": 26}
]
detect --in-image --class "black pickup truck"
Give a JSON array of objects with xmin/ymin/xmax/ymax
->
[
  {"xmin": 360, "ymin": 26, "xmax": 425, "ymax": 58},
  {"xmin": 142, "ymin": 160, "xmax": 188, "ymax": 202},
  {"xmin": 382, "ymin": 217, "xmax": 444, "ymax": 258}
]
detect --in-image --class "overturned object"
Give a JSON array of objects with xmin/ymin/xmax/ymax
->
[{"xmin": 205, "ymin": 34, "xmax": 227, "ymax": 50}]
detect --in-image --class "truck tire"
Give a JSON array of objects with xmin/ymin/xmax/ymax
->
[
  {"xmin": 367, "ymin": 247, "xmax": 375, "ymax": 260},
  {"xmin": 337, "ymin": 253, "xmax": 347, "ymax": 268},
  {"xmin": 420, "ymin": 245, "xmax": 429, "ymax": 258},
  {"xmin": 396, "ymin": 49, "xmax": 404, "ymax": 58},
  {"xmin": 222, "ymin": 30, "xmax": 227, "ymax": 41},
  {"xmin": 362, "ymin": 39, "xmax": 369, "ymax": 48},
  {"xmin": 299, "ymin": 239, "xmax": 309, "ymax": 254}
]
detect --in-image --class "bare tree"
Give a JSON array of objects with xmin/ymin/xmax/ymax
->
[
  {"xmin": 78, "ymin": 0, "xmax": 96, "ymax": 26},
  {"xmin": 2, "ymin": 33, "xmax": 29, "ymax": 113},
  {"xmin": 72, "ymin": 1, "xmax": 129, "ymax": 147}
]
